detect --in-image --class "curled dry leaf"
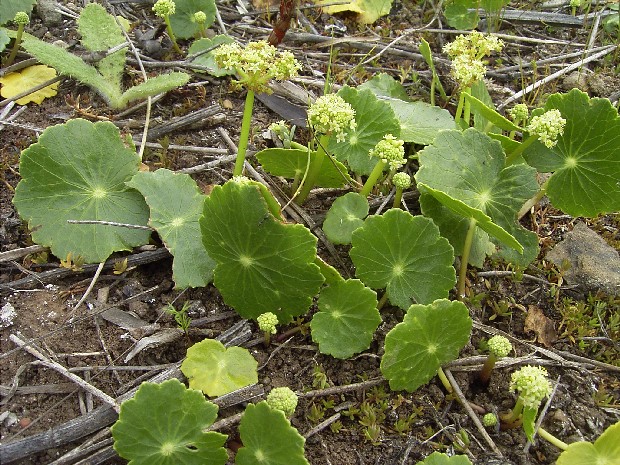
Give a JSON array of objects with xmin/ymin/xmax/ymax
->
[{"xmin": 524, "ymin": 305, "xmax": 558, "ymax": 347}]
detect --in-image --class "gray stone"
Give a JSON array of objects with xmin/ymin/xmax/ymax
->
[
  {"xmin": 36, "ymin": 0, "xmax": 63, "ymax": 27},
  {"xmin": 546, "ymin": 222, "xmax": 620, "ymax": 296}
]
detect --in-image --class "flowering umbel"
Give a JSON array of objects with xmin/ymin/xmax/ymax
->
[
  {"xmin": 370, "ymin": 134, "xmax": 406, "ymax": 170},
  {"xmin": 526, "ymin": 109, "xmax": 566, "ymax": 148},
  {"xmin": 443, "ymin": 31, "xmax": 504, "ymax": 87},
  {"xmin": 509, "ymin": 365, "xmax": 552, "ymax": 409},
  {"xmin": 213, "ymin": 41, "xmax": 300, "ymax": 93},
  {"xmin": 153, "ymin": 0, "xmax": 175, "ymax": 17},
  {"xmin": 307, "ymin": 94, "xmax": 357, "ymax": 142}
]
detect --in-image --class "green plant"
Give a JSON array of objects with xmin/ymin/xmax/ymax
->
[
  {"xmin": 556, "ymin": 420, "xmax": 620, "ymax": 464},
  {"xmin": 165, "ymin": 301, "xmax": 192, "ymax": 333},
  {"xmin": 257, "ymin": 312, "xmax": 279, "ymax": 346},
  {"xmin": 359, "ymin": 135, "xmax": 406, "ymax": 197},
  {"xmin": 478, "ymin": 335, "xmax": 512, "ymax": 385},
  {"xmin": 266, "ymin": 386, "xmax": 298, "ymax": 417},
  {"xmin": 4, "ymin": 11, "xmax": 28, "ymax": 66},
  {"xmin": 416, "ymin": 451, "xmax": 473, "ymax": 464},
  {"xmin": 153, "ymin": 0, "xmax": 182, "ymax": 54},
  {"xmin": 482, "ymin": 412, "xmax": 498, "ymax": 428},
  {"xmin": 0, "ymin": 0, "xmax": 35, "ymax": 26}
]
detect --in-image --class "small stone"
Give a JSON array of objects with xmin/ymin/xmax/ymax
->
[
  {"xmin": 546, "ymin": 222, "xmax": 620, "ymax": 296},
  {"xmin": 19, "ymin": 417, "xmax": 32, "ymax": 428},
  {"xmin": 36, "ymin": 0, "xmax": 63, "ymax": 26}
]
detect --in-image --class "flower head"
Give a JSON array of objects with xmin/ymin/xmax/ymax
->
[
  {"xmin": 153, "ymin": 0, "xmax": 175, "ymax": 17},
  {"xmin": 193, "ymin": 11, "xmax": 207, "ymax": 24},
  {"xmin": 508, "ymin": 103, "xmax": 529, "ymax": 123},
  {"xmin": 370, "ymin": 134, "xmax": 405, "ymax": 170},
  {"xmin": 257, "ymin": 312, "xmax": 278, "ymax": 335},
  {"xmin": 483, "ymin": 412, "xmax": 498, "ymax": 427},
  {"xmin": 266, "ymin": 386, "xmax": 298, "ymax": 417},
  {"xmin": 526, "ymin": 109, "xmax": 566, "ymax": 148},
  {"xmin": 213, "ymin": 41, "xmax": 300, "ymax": 93},
  {"xmin": 307, "ymin": 93, "xmax": 356, "ymax": 142},
  {"xmin": 487, "ymin": 335, "xmax": 512, "ymax": 359},
  {"xmin": 14, "ymin": 12, "xmax": 30, "ymax": 25},
  {"xmin": 570, "ymin": 0, "xmax": 583, "ymax": 8},
  {"xmin": 443, "ymin": 31, "xmax": 504, "ymax": 87},
  {"xmin": 392, "ymin": 172, "xmax": 411, "ymax": 189},
  {"xmin": 510, "ymin": 365, "xmax": 552, "ymax": 409}
]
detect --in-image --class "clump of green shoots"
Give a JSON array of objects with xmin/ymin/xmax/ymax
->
[
  {"xmin": 5, "ymin": 12, "xmax": 30, "ymax": 67},
  {"xmin": 360, "ymin": 134, "xmax": 406, "ymax": 197},
  {"xmin": 295, "ymin": 93, "xmax": 356, "ymax": 203},
  {"xmin": 257, "ymin": 312, "xmax": 278, "ymax": 346},
  {"xmin": 165, "ymin": 301, "xmax": 192, "ymax": 334},
  {"xmin": 214, "ymin": 41, "xmax": 301, "ymax": 177},
  {"xmin": 266, "ymin": 386, "xmax": 298, "ymax": 417},
  {"xmin": 153, "ymin": 0, "xmax": 182, "ymax": 55},
  {"xmin": 479, "ymin": 335, "xmax": 512, "ymax": 385},
  {"xmin": 443, "ymin": 31, "xmax": 504, "ymax": 126},
  {"xmin": 392, "ymin": 172, "xmax": 411, "ymax": 209}
]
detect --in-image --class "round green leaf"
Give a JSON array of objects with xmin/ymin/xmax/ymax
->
[
  {"xmin": 127, "ymin": 169, "xmax": 215, "ymax": 289},
  {"xmin": 236, "ymin": 401, "xmax": 309, "ymax": 465},
  {"xmin": 12, "ymin": 119, "xmax": 151, "ymax": 263},
  {"xmin": 323, "ymin": 192, "xmax": 369, "ymax": 245},
  {"xmin": 255, "ymin": 148, "xmax": 352, "ymax": 188},
  {"xmin": 350, "ymin": 209, "xmax": 455, "ymax": 308},
  {"xmin": 381, "ymin": 299, "xmax": 472, "ymax": 392},
  {"xmin": 358, "ymin": 73, "xmax": 411, "ymax": 101},
  {"xmin": 416, "ymin": 452, "xmax": 473, "ymax": 465},
  {"xmin": 181, "ymin": 339, "xmax": 258, "ymax": 397},
  {"xmin": 444, "ymin": 0, "xmax": 479, "ymax": 30},
  {"xmin": 111, "ymin": 379, "xmax": 228, "ymax": 465},
  {"xmin": 387, "ymin": 99, "xmax": 456, "ymax": 145},
  {"xmin": 169, "ymin": 0, "xmax": 216, "ymax": 39},
  {"xmin": 0, "ymin": 0, "xmax": 36, "ymax": 26},
  {"xmin": 188, "ymin": 35, "xmax": 235, "ymax": 77},
  {"xmin": 557, "ymin": 421, "xmax": 620, "ymax": 465},
  {"xmin": 523, "ymin": 88, "xmax": 620, "ymax": 217},
  {"xmin": 200, "ymin": 180, "xmax": 324, "ymax": 322},
  {"xmin": 311, "ymin": 279, "xmax": 380, "ymax": 359},
  {"xmin": 328, "ymin": 86, "xmax": 401, "ymax": 175}
]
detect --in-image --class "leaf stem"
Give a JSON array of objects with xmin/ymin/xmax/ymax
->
[
  {"xmin": 537, "ymin": 427, "xmax": 569, "ymax": 451},
  {"xmin": 5, "ymin": 24, "xmax": 25, "ymax": 67},
  {"xmin": 437, "ymin": 367, "xmax": 453, "ymax": 394},
  {"xmin": 462, "ymin": 87, "xmax": 472, "ymax": 127},
  {"xmin": 360, "ymin": 160, "xmax": 387, "ymax": 197},
  {"xmin": 295, "ymin": 134, "xmax": 330, "ymax": 204},
  {"xmin": 518, "ymin": 178, "xmax": 549, "ymax": 219},
  {"xmin": 164, "ymin": 16, "xmax": 182, "ymax": 54},
  {"xmin": 506, "ymin": 135, "xmax": 536, "ymax": 165},
  {"xmin": 457, "ymin": 218, "xmax": 477, "ymax": 299},
  {"xmin": 392, "ymin": 187, "xmax": 404, "ymax": 209},
  {"xmin": 377, "ymin": 292, "xmax": 389, "ymax": 310},
  {"xmin": 234, "ymin": 89, "xmax": 256, "ymax": 176}
]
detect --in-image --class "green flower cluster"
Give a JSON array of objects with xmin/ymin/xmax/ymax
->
[
  {"xmin": 14, "ymin": 11, "xmax": 30, "ymax": 25},
  {"xmin": 153, "ymin": 0, "xmax": 175, "ymax": 18},
  {"xmin": 508, "ymin": 103, "xmax": 529, "ymax": 124},
  {"xmin": 570, "ymin": 0, "xmax": 583, "ymax": 8},
  {"xmin": 370, "ymin": 134, "xmax": 405, "ymax": 170},
  {"xmin": 487, "ymin": 335, "xmax": 512, "ymax": 358},
  {"xmin": 266, "ymin": 386, "xmax": 298, "ymax": 417},
  {"xmin": 392, "ymin": 172, "xmax": 411, "ymax": 189},
  {"xmin": 213, "ymin": 41, "xmax": 301, "ymax": 93},
  {"xmin": 257, "ymin": 312, "xmax": 278, "ymax": 335},
  {"xmin": 193, "ymin": 11, "xmax": 207, "ymax": 24},
  {"xmin": 443, "ymin": 31, "xmax": 504, "ymax": 87},
  {"xmin": 526, "ymin": 109, "xmax": 566, "ymax": 148},
  {"xmin": 483, "ymin": 412, "xmax": 498, "ymax": 427},
  {"xmin": 510, "ymin": 365, "xmax": 552, "ymax": 409},
  {"xmin": 307, "ymin": 94, "xmax": 356, "ymax": 142}
]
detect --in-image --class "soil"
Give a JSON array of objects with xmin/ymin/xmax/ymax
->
[{"xmin": 1, "ymin": 1, "xmax": 620, "ymax": 464}]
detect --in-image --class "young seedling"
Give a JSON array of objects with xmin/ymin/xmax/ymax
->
[
  {"xmin": 257, "ymin": 311, "xmax": 278, "ymax": 346},
  {"xmin": 153, "ymin": 0, "xmax": 182, "ymax": 54},
  {"xmin": 5, "ymin": 12, "xmax": 29, "ymax": 67},
  {"xmin": 213, "ymin": 41, "xmax": 300, "ymax": 177},
  {"xmin": 443, "ymin": 31, "xmax": 504, "ymax": 126},
  {"xmin": 295, "ymin": 93, "xmax": 356, "ymax": 204},
  {"xmin": 359, "ymin": 135, "xmax": 406, "ymax": 197},
  {"xmin": 165, "ymin": 301, "xmax": 192, "ymax": 334},
  {"xmin": 391, "ymin": 172, "xmax": 411, "ymax": 209},
  {"xmin": 193, "ymin": 11, "xmax": 207, "ymax": 38},
  {"xmin": 266, "ymin": 386, "xmax": 298, "ymax": 417},
  {"xmin": 478, "ymin": 335, "xmax": 512, "ymax": 385}
]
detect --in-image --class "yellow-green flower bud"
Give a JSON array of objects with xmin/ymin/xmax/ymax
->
[
  {"xmin": 193, "ymin": 11, "xmax": 207, "ymax": 24},
  {"xmin": 257, "ymin": 312, "xmax": 278, "ymax": 335},
  {"xmin": 392, "ymin": 172, "xmax": 411, "ymax": 189},
  {"xmin": 487, "ymin": 335, "xmax": 512, "ymax": 358},
  {"xmin": 570, "ymin": 0, "xmax": 582, "ymax": 8},
  {"xmin": 508, "ymin": 103, "xmax": 529, "ymax": 123},
  {"xmin": 266, "ymin": 386, "xmax": 298, "ymax": 417},
  {"xmin": 308, "ymin": 94, "xmax": 357, "ymax": 142},
  {"xmin": 370, "ymin": 134, "xmax": 405, "ymax": 170},
  {"xmin": 526, "ymin": 109, "xmax": 566, "ymax": 148},
  {"xmin": 14, "ymin": 11, "xmax": 30, "ymax": 25},
  {"xmin": 153, "ymin": 0, "xmax": 175, "ymax": 17},
  {"xmin": 509, "ymin": 365, "xmax": 552, "ymax": 409},
  {"xmin": 483, "ymin": 412, "xmax": 498, "ymax": 427},
  {"xmin": 443, "ymin": 31, "xmax": 503, "ymax": 87}
]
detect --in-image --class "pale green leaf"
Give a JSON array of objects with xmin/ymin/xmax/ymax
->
[
  {"xmin": 188, "ymin": 35, "xmax": 235, "ymax": 77},
  {"xmin": 416, "ymin": 452, "xmax": 473, "ymax": 465},
  {"xmin": 200, "ymin": 180, "xmax": 324, "ymax": 322},
  {"xmin": 170, "ymin": 0, "xmax": 216, "ymax": 39},
  {"xmin": 127, "ymin": 169, "xmax": 214, "ymax": 289},
  {"xmin": 311, "ymin": 279, "xmax": 380, "ymax": 359},
  {"xmin": 181, "ymin": 339, "xmax": 258, "ymax": 397},
  {"xmin": 119, "ymin": 72, "xmax": 190, "ymax": 108},
  {"xmin": 0, "ymin": 28, "xmax": 10, "ymax": 52},
  {"xmin": 350, "ymin": 209, "xmax": 455, "ymax": 308},
  {"xmin": 557, "ymin": 421, "xmax": 620, "ymax": 465},
  {"xmin": 381, "ymin": 299, "xmax": 472, "ymax": 392},
  {"xmin": 111, "ymin": 379, "xmax": 228, "ymax": 465},
  {"xmin": 387, "ymin": 99, "xmax": 456, "ymax": 145},
  {"xmin": 313, "ymin": 0, "xmax": 393, "ymax": 24},
  {"xmin": 13, "ymin": 119, "xmax": 151, "ymax": 263},
  {"xmin": 236, "ymin": 402, "xmax": 309, "ymax": 465},
  {"xmin": 0, "ymin": 0, "xmax": 36, "ymax": 25},
  {"xmin": 329, "ymin": 86, "xmax": 400, "ymax": 175},
  {"xmin": 444, "ymin": 0, "xmax": 479, "ymax": 30},
  {"xmin": 465, "ymin": 91, "xmax": 519, "ymax": 132},
  {"xmin": 323, "ymin": 192, "xmax": 369, "ymax": 245},
  {"xmin": 523, "ymin": 88, "xmax": 620, "ymax": 217},
  {"xmin": 358, "ymin": 73, "xmax": 411, "ymax": 101}
]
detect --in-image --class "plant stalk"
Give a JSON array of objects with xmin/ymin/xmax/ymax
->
[
  {"xmin": 164, "ymin": 16, "xmax": 182, "ymax": 54},
  {"xmin": 295, "ymin": 134, "xmax": 330, "ymax": 204},
  {"xmin": 518, "ymin": 178, "xmax": 550, "ymax": 220},
  {"xmin": 377, "ymin": 292, "xmax": 389, "ymax": 310},
  {"xmin": 360, "ymin": 160, "xmax": 387, "ymax": 197},
  {"xmin": 5, "ymin": 24, "xmax": 25, "ymax": 67},
  {"xmin": 234, "ymin": 89, "xmax": 256, "ymax": 176},
  {"xmin": 537, "ymin": 426, "xmax": 569, "ymax": 450},
  {"xmin": 393, "ymin": 187, "xmax": 404, "ymax": 209},
  {"xmin": 457, "ymin": 218, "xmax": 477, "ymax": 299},
  {"xmin": 437, "ymin": 367, "xmax": 453, "ymax": 394},
  {"xmin": 506, "ymin": 135, "xmax": 537, "ymax": 165}
]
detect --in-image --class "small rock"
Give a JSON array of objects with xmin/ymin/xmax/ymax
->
[
  {"xmin": 0, "ymin": 302, "xmax": 16, "ymax": 329},
  {"xmin": 562, "ymin": 71, "xmax": 589, "ymax": 93},
  {"xmin": 546, "ymin": 222, "xmax": 620, "ymax": 296},
  {"xmin": 36, "ymin": 0, "xmax": 63, "ymax": 27}
]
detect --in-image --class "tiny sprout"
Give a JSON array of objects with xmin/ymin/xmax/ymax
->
[
  {"xmin": 570, "ymin": 0, "xmax": 583, "ymax": 15},
  {"xmin": 165, "ymin": 301, "xmax": 192, "ymax": 334},
  {"xmin": 266, "ymin": 386, "xmax": 298, "ymax": 417},
  {"xmin": 269, "ymin": 120, "xmax": 296, "ymax": 149},
  {"xmin": 392, "ymin": 172, "xmax": 411, "ymax": 209},
  {"xmin": 6, "ymin": 12, "xmax": 30, "ymax": 67},
  {"xmin": 360, "ymin": 135, "xmax": 406, "ymax": 197},
  {"xmin": 153, "ymin": 0, "xmax": 182, "ymax": 54},
  {"xmin": 526, "ymin": 109, "xmax": 566, "ymax": 148},
  {"xmin": 483, "ymin": 412, "xmax": 498, "ymax": 427},
  {"xmin": 478, "ymin": 335, "xmax": 512, "ymax": 385},
  {"xmin": 257, "ymin": 312, "xmax": 278, "ymax": 346},
  {"xmin": 193, "ymin": 11, "xmax": 207, "ymax": 37}
]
